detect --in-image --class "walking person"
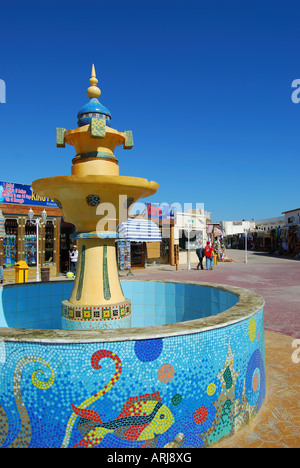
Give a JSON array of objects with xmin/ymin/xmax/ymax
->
[
  {"xmin": 204, "ymin": 241, "xmax": 214, "ymax": 270},
  {"xmin": 196, "ymin": 245, "xmax": 205, "ymax": 270},
  {"xmin": 69, "ymin": 245, "xmax": 78, "ymax": 276}
]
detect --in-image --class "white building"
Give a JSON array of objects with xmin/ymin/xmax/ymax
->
[
  {"xmin": 220, "ymin": 220, "xmax": 255, "ymax": 236},
  {"xmin": 282, "ymin": 208, "xmax": 300, "ymax": 226},
  {"xmin": 255, "ymin": 216, "xmax": 285, "ymax": 231},
  {"xmin": 175, "ymin": 209, "xmax": 206, "ymax": 265}
]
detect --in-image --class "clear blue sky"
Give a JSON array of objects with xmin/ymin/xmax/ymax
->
[{"xmin": 1, "ymin": 0, "xmax": 300, "ymax": 222}]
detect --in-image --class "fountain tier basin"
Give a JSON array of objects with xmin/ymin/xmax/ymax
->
[
  {"xmin": 0, "ymin": 280, "xmax": 265, "ymax": 448},
  {"xmin": 32, "ymin": 175, "xmax": 158, "ymax": 232}
]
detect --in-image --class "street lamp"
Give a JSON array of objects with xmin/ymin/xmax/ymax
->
[
  {"xmin": 27, "ymin": 209, "xmax": 47, "ymax": 281},
  {"xmin": 244, "ymin": 228, "xmax": 248, "ymax": 264}
]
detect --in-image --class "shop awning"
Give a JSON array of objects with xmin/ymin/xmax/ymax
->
[
  {"xmin": 117, "ymin": 219, "xmax": 162, "ymax": 242},
  {"xmin": 213, "ymin": 228, "xmax": 224, "ymax": 237}
]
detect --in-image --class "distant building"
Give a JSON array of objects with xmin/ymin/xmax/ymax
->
[
  {"xmin": 220, "ymin": 220, "xmax": 255, "ymax": 236},
  {"xmin": 175, "ymin": 209, "xmax": 206, "ymax": 249},
  {"xmin": 282, "ymin": 208, "xmax": 300, "ymax": 226},
  {"xmin": 280, "ymin": 209, "xmax": 300, "ymax": 256},
  {"xmin": 255, "ymin": 216, "xmax": 285, "ymax": 232},
  {"xmin": 174, "ymin": 209, "xmax": 206, "ymax": 265},
  {"xmin": 219, "ymin": 220, "xmax": 254, "ymax": 250}
]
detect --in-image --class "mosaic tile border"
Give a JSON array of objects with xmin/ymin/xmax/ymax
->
[
  {"xmin": 61, "ymin": 299, "xmax": 131, "ymax": 322},
  {"xmin": 72, "ymin": 151, "xmax": 118, "ymax": 164}
]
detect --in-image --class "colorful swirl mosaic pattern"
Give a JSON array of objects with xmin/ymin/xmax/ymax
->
[{"xmin": 0, "ymin": 285, "xmax": 265, "ymax": 448}]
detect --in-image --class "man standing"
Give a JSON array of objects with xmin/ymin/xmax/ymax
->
[
  {"xmin": 204, "ymin": 241, "xmax": 214, "ymax": 270},
  {"xmin": 196, "ymin": 245, "xmax": 205, "ymax": 270},
  {"xmin": 69, "ymin": 245, "xmax": 78, "ymax": 276}
]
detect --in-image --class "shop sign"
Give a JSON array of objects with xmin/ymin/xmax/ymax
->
[
  {"xmin": 146, "ymin": 203, "xmax": 177, "ymax": 220},
  {"xmin": 0, "ymin": 181, "xmax": 57, "ymax": 208}
]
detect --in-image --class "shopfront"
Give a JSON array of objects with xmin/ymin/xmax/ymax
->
[
  {"xmin": 0, "ymin": 181, "xmax": 62, "ymax": 281},
  {"xmin": 117, "ymin": 218, "xmax": 162, "ymax": 269},
  {"xmin": 59, "ymin": 220, "xmax": 75, "ymax": 274},
  {"xmin": 146, "ymin": 203, "xmax": 176, "ymax": 266},
  {"xmin": 175, "ymin": 211, "xmax": 206, "ymax": 265}
]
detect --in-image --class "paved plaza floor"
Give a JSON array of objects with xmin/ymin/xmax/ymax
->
[
  {"xmin": 123, "ymin": 249, "xmax": 300, "ymax": 338},
  {"xmin": 121, "ymin": 249, "xmax": 300, "ymax": 448}
]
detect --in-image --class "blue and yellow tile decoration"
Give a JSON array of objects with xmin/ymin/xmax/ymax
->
[{"xmin": 90, "ymin": 117, "xmax": 106, "ymax": 138}]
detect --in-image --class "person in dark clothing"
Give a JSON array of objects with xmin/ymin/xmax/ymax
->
[{"xmin": 196, "ymin": 245, "xmax": 205, "ymax": 270}]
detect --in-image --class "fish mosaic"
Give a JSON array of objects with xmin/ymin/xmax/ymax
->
[{"xmin": 71, "ymin": 391, "xmax": 174, "ymax": 448}]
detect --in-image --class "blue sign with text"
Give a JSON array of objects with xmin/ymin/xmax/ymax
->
[{"xmin": 0, "ymin": 181, "xmax": 57, "ymax": 208}]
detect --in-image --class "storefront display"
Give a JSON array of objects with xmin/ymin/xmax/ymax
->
[
  {"xmin": 3, "ymin": 219, "xmax": 18, "ymax": 268},
  {"xmin": 45, "ymin": 221, "xmax": 54, "ymax": 264},
  {"xmin": 24, "ymin": 234, "xmax": 37, "ymax": 266},
  {"xmin": 269, "ymin": 225, "xmax": 300, "ymax": 256},
  {"xmin": 118, "ymin": 241, "xmax": 131, "ymax": 270},
  {"xmin": 3, "ymin": 235, "xmax": 17, "ymax": 267},
  {"xmin": 117, "ymin": 218, "xmax": 162, "ymax": 269},
  {"xmin": 0, "ymin": 180, "xmax": 62, "ymax": 280}
]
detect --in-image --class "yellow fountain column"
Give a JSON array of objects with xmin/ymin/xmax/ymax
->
[{"xmin": 32, "ymin": 66, "xmax": 158, "ymax": 330}]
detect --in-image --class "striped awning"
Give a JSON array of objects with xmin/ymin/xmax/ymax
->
[{"xmin": 117, "ymin": 219, "xmax": 162, "ymax": 242}]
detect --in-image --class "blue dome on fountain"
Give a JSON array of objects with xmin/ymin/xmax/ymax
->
[{"xmin": 77, "ymin": 65, "xmax": 112, "ymax": 127}]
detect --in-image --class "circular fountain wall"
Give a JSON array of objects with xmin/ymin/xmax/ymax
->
[{"xmin": 0, "ymin": 280, "xmax": 265, "ymax": 448}]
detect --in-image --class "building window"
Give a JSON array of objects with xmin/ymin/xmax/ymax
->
[
  {"xmin": 3, "ymin": 219, "xmax": 18, "ymax": 267},
  {"xmin": 25, "ymin": 220, "xmax": 37, "ymax": 266},
  {"xmin": 45, "ymin": 220, "xmax": 54, "ymax": 264}
]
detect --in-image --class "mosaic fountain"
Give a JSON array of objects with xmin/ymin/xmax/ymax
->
[
  {"xmin": 33, "ymin": 65, "xmax": 158, "ymax": 331},
  {"xmin": 0, "ymin": 68, "xmax": 266, "ymax": 449}
]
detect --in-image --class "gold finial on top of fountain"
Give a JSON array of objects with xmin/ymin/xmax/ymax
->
[{"xmin": 87, "ymin": 64, "xmax": 101, "ymax": 99}]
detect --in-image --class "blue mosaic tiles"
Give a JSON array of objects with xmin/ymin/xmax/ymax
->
[
  {"xmin": 0, "ymin": 281, "xmax": 239, "ymax": 330},
  {"xmin": 0, "ymin": 281, "xmax": 265, "ymax": 448}
]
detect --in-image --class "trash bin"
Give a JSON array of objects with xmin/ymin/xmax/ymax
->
[
  {"xmin": 41, "ymin": 267, "xmax": 50, "ymax": 282},
  {"xmin": 14, "ymin": 261, "xmax": 29, "ymax": 283}
]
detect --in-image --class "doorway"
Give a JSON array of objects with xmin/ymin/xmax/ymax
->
[{"xmin": 131, "ymin": 242, "xmax": 145, "ymax": 269}]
